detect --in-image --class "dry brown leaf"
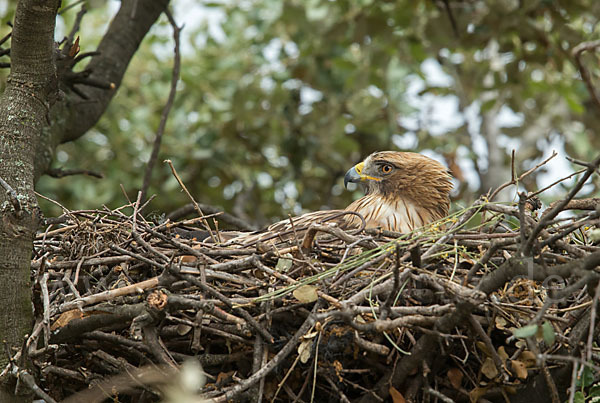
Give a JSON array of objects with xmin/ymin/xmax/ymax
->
[
  {"xmin": 520, "ymin": 351, "xmax": 537, "ymax": 367},
  {"xmin": 216, "ymin": 371, "xmax": 234, "ymax": 386},
  {"xmin": 355, "ymin": 315, "xmax": 367, "ymax": 324},
  {"xmin": 298, "ymin": 339, "xmax": 313, "ymax": 364},
  {"xmin": 470, "ymin": 386, "xmax": 489, "ymax": 403},
  {"xmin": 252, "ymin": 268, "xmax": 268, "ymax": 280},
  {"xmin": 333, "ymin": 360, "xmax": 343, "ymax": 382},
  {"xmin": 176, "ymin": 324, "xmax": 192, "ymax": 336},
  {"xmin": 447, "ymin": 367, "xmax": 463, "ymax": 389},
  {"xmin": 495, "ymin": 316, "xmax": 507, "ymax": 330},
  {"xmin": 180, "ymin": 255, "xmax": 197, "ymax": 263},
  {"xmin": 481, "ymin": 357, "xmax": 498, "ymax": 379},
  {"xmin": 497, "ymin": 346, "xmax": 509, "ymax": 362},
  {"xmin": 515, "ymin": 339, "xmax": 527, "ymax": 349},
  {"xmin": 511, "ymin": 360, "xmax": 528, "ymax": 379},
  {"xmin": 476, "ymin": 341, "xmax": 491, "ymax": 357},
  {"xmin": 389, "ymin": 386, "xmax": 406, "ymax": 403},
  {"xmin": 293, "ymin": 285, "xmax": 318, "ymax": 303}
]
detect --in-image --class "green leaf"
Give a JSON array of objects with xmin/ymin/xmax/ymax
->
[
  {"xmin": 513, "ymin": 324, "xmax": 538, "ymax": 339},
  {"xmin": 589, "ymin": 384, "xmax": 600, "ymax": 398},
  {"xmin": 564, "ymin": 92, "xmax": 585, "ymax": 114},
  {"xmin": 576, "ymin": 365, "xmax": 595, "ymax": 388},
  {"xmin": 276, "ymin": 253, "xmax": 293, "ymax": 272},
  {"xmin": 573, "ymin": 390, "xmax": 585, "ymax": 403},
  {"xmin": 541, "ymin": 322, "xmax": 556, "ymax": 345}
]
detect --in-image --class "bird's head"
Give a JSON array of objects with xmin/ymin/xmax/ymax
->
[{"xmin": 344, "ymin": 151, "xmax": 453, "ymax": 216}]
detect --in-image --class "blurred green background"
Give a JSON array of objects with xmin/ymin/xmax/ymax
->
[{"xmin": 1, "ymin": 0, "xmax": 599, "ymax": 227}]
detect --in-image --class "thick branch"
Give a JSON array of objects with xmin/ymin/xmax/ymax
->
[
  {"xmin": 477, "ymin": 251, "xmax": 600, "ymax": 295},
  {"xmin": 35, "ymin": 0, "xmax": 170, "ymax": 179},
  {"xmin": 66, "ymin": 0, "xmax": 170, "ymax": 140}
]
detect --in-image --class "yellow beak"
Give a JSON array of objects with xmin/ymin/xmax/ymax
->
[{"xmin": 344, "ymin": 161, "xmax": 381, "ymax": 188}]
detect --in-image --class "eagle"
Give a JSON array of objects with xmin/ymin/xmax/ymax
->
[{"xmin": 221, "ymin": 151, "xmax": 453, "ymax": 247}]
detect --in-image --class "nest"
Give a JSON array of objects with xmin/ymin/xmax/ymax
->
[{"xmin": 7, "ymin": 157, "xmax": 600, "ymax": 403}]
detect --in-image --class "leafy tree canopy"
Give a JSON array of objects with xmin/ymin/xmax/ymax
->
[{"xmin": 2, "ymin": 0, "xmax": 597, "ymax": 226}]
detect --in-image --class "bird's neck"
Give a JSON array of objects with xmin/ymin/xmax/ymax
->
[{"xmin": 345, "ymin": 194, "xmax": 441, "ymax": 232}]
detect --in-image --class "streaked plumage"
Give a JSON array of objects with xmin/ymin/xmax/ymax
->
[{"xmin": 225, "ymin": 151, "xmax": 452, "ymax": 246}]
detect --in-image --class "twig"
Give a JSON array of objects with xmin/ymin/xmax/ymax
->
[
  {"xmin": 353, "ymin": 331, "xmax": 390, "ymax": 356},
  {"xmin": 58, "ymin": 0, "xmax": 85, "ymax": 15},
  {"xmin": 165, "ymin": 159, "xmax": 217, "ymax": 242},
  {"xmin": 172, "ymin": 267, "xmax": 274, "ymax": 343},
  {"xmin": 468, "ymin": 314, "xmax": 507, "ymax": 381},
  {"xmin": 301, "ymin": 223, "xmax": 377, "ymax": 251},
  {"xmin": 572, "ymin": 39, "xmax": 600, "ymax": 113},
  {"xmin": 0, "ymin": 174, "xmax": 21, "ymax": 213},
  {"xmin": 40, "ymin": 273, "xmax": 50, "ymax": 348},
  {"xmin": 324, "ymin": 373, "xmax": 351, "ymax": 403},
  {"xmin": 441, "ymin": 0, "xmax": 458, "ymax": 38},
  {"xmin": 518, "ymin": 192, "xmax": 529, "ymax": 255},
  {"xmin": 540, "ymin": 353, "xmax": 600, "ymax": 373},
  {"xmin": 252, "ymin": 256, "xmax": 341, "ymax": 307},
  {"xmin": 380, "ymin": 245, "xmax": 401, "ymax": 320},
  {"xmin": 46, "ymin": 167, "xmax": 103, "ymax": 179},
  {"xmin": 211, "ymin": 302, "xmax": 321, "ymax": 402},
  {"xmin": 541, "ymin": 197, "xmax": 600, "ymax": 219},
  {"xmin": 522, "ymin": 154, "xmax": 600, "ymax": 255},
  {"xmin": 65, "ymin": 5, "xmax": 87, "ymax": 47},
  {"xmin": 421, "ymin": 199, "xmax": 485, "ymax": 261},
  {"xmin": 424, "ymin": 386, "xmax": 455, "ymax": 403},
  {"xmin": 529, "ymin": 168, "xmax": 586, "ymax": 198},
  {"xmin": 586, "ymin": 281, "xmax": 600, "ymax": 363},
  {"xmin": 35, "ymin": 191, "xmax": 78, "ymax": 223},
  {"xmin": 61, "ymin": 277, "xmax": 154, "ymax": 311},
  {"xmin": 488, "ymin": 150, "xmax": 557, "ymax": 202},
  {"xmin": 167, "ymin": 202, "xmax": 257, "ymax": 231},
  {"xmin": 0, "ymin": 31, "xmax": 11, "ymax": 47},
  {"xmin": 140, "ymin": 8, "xmax": 182, "ymax": 203},
  {"xmin": 17, "ymin": 369, "xmax": 58, "ymax": 403}
]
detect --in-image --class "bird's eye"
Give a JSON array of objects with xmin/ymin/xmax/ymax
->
[{"xmin": 381, "ymin": 164, "xmax": 393, "ymax": 174}]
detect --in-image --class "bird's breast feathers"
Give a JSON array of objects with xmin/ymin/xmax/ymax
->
[{"xmin": 345, "ymin": 194, "xmax": 433, "ymax": 233}]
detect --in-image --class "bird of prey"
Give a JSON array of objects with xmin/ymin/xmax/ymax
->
[{"xmin": 222, "ymin": 151, "xmax": 453, "ymax": 247}]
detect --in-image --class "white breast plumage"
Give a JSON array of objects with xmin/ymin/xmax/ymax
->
[{"xmin": 344, "ymin": 194, "xmax": 429, "ymax": 233}]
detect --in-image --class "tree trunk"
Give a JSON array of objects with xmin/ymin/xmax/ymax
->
[
  {"xmin": 0, "ymin": 0, "xmax": 169, "ymax": 400},
  {"xmin": 0, "ymin": 1, "xmax": 60, "ymax": 400}
]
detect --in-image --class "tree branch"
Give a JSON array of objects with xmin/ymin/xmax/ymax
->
[
  {"xmin": 572, "ymin": 40, "xmax": 600, "ymax": 114},
  {"xmin": 140, "ymin": 8, "xmax": 181, "ymax": 203},
  {"xmin": 35, "ymin": 0, "xmax": 170, "ymax": 180}
]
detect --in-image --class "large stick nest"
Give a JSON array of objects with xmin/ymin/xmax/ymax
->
[{"xmin": 7, "ymin": 157, "xmax": 600, "ymax": 403}]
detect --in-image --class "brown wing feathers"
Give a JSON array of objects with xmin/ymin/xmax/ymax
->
[{"xmin": 224, "ymin": 209, "xmax": 365, "ymax": 247}]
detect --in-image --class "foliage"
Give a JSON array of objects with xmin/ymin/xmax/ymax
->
[{"xmin": 2, "ymin": 0, "xmax": 599, "ymax": 225}]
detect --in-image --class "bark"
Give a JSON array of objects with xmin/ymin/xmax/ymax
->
[
  {"xmin": 0, "ymin": 0, "xmax": 169, "ymax": 399},
  {"xmin": 0, "ymin": 1, "xmax": 60, "ymax": 399}
]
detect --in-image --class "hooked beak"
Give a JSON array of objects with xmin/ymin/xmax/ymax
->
[{"xmin": 344, "ymin": 162, "xmax": 365, "ymax": 188}]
